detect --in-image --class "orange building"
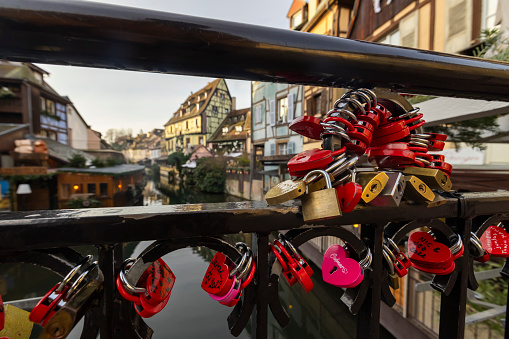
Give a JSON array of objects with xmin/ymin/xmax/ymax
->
[{"xmin": 57, "ymin": 164, "xmax": 144, "ymax": 208}]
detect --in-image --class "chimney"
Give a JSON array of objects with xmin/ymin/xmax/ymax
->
[{"xmin": 231, "ymin": 97, "xmax": 236, "ymax": 110}]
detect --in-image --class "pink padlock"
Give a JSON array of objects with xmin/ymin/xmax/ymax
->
[
  {"xmin": 322, "ymin": 245, "xmax": 365, "ymax": 288},
  {"xmin": 208, "ymin": 276, "xmax": 242, "ymax": 303}
]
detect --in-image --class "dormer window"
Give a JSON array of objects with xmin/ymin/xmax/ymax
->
[
  {"xmin": 235, "ymin": 126, "xmax": 242, "ymax": 133},
  {"xmin": 291, "ymin": 10, "xmax": 303, "ymax": 29},
  {"xmin": 222, "ymin": 127, "xmax": 228, "ymax": 135}
]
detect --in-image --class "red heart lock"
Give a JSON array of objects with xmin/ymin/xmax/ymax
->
[
  {"xmin": 0, "ymin": 293, "xmax": 4, "ymax": 332},
  {"xmin": 142, "ymin": 259, "xmax": 176, "ymax": 307},
  {"xmin": 359, "ymin": 110, "xmax": 381, "ymax": 127},
  {"xmin": 368, "ymin": 149, "xmax": 416, "ymax": 168},
  {"xmin": 344, "ymin": 139, "xmax": 368, "ymax": 156},
  {"xmin": 428, "ymin": 140, "xmax": 445, "ymax": 151},
  {"xmin": 275, "ymin": 240, "xmax": 313, "ymax": 292},
  {"xmin": 135, "ymin": 293, "xmax": 171, "ymax": 318},
  {"xmin": 335, "ymin": 182, "xmax": 362, "ymax": 213},
  {"xmin": 241, "ymin": 261, "xmax": 256, "ymax": 290},
  {"xmin": 289, "ymin": 116, "xmax": 323, "ymax": 140},
  {"xmin": 411, "ymin": 261, "xmax": 456, "ymax": 275},
  {"xmin": 348, "ymin": 125, "xmax": 373, "ymax": 145},
  {"xmin": 324, "ymin": 116, "xmax": 355, "ymax": 132},
  {"xmin": 29, "ymin": 283, "xmax": 70, "ymax": 326},
  {"xmin": 407, "ymin": 231, "xmax": 453, "ymax": 269},
  {"xmin": 201, "ymin": 252, "xmax": 234, "ymax": 295},
  {"xmin": 427, "ymin": 161, "xmax": 452, "ymax": 176},
  {"xmin": 474, "ymin": 251, "xmax": 491, "ymax": 263},
  {"xmin": 480, "ymin": 225, "xmax": 509, "ymax": 258},
  {"xmin": 288, "ymin": 148, "xmax": 333, "ymax": 177},
  {"xmin": 270, "ymin": 243, "xmax": 297, "ymax": 286}
]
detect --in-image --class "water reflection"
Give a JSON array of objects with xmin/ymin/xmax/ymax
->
[{"xmin": 144, "ymin": 181, "xmax": 246, "ymax": 206}]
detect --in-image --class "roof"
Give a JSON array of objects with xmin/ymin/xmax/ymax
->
[
  {"xmin": 57, "ymin": 164, "xmax": 144, "ymax": 175},
  {"xmin": 0, "ymin": 123, "xmax": 29, "ymax": 136},
  {"xmin": 287, "ymin": 0, "xmax": 307, "ymax": 18},
  {"xmin": 208, "ymin": 108, "xmax": 251, "ymax": 143},
  {"xmin": 418, "ymin": 97, "xmax": 509, "ymax": 126},
  {"xmin": 164, "ymin": 79, "xmax": 222, "ymax": 126},
  {"xmin": 24, "ymin": 134, "xmax": 96, "ymax": 163}
]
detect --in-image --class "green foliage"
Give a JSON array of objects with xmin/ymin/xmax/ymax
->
[
  {"xmin": 425, "ymin": 116, "xmax": 499, "ymax": 150},
  {"xmin": 40, "ymin": 110, "xmax": 62, "ymax": 121},
  {"xmin": 474, "ymin": 28, "xmax": 509, "ymax": 61},
  {"xmin": 167, "ymin": 152, "xmax": 190, "ymax": 172},
  {"xmin": 105, "ymin": 157, "xmax": 124, "ymax": 167},
  {"xmin": 194, "ymin": 157, "xmax": 226, "ymax": 193},
  {"xmin": 0, "ymin": 86, "xmax": 15, "ymax": 99},
  {"xmin": 236, "ymin": 154, "xmax": 250, "ymax": 167},
  {"xmin": 406, "ymin": 95, "xmax": 436, "ymax": 105},
  {"xmin": 67, "ymin": 153, "xmax": 88, "ymax": 168},
  {"xmin": 64, "ymin": 198, "xmax": 102, "ymax": 209},
  {"xmin": 91, "ymin": 158, "xmax": 105, "ymax": 168}
]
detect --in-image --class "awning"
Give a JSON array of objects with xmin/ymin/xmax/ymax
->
[{"xmin": 258, "ymin": 169, "xmax": 279, "ymax": 176}]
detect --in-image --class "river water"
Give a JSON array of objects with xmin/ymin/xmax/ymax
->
[{"xmin": 0, "ymin": 181, "xmax": 393, "ymax": 338}]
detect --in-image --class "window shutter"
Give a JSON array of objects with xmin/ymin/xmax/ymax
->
[
  {"xmin": 270, "ymin": 100, "xmax": 276, "ymax": 126},
  {"xmin": 448, "ymin": 0, "xmax": 467, "ymax": 38},
  {"xmin": 256, "ymin": 105, "xmax": 262, "ymax": 123},
  {"xmin": 320, "ymin": 89, "xmax": 328, "ymax": 115},
  {"xmin": 270, "ymin": 143, "xmax": 276, "ymax": 156},
  {"xmin": 288, "ymin": 141, "xmax": 295, "ymax": 155},
  {"xmin": 287, "ymin": 93, "xmax": 294, "ymax": 122},
  {"xmin": 399, "ymin": 12, "xmax": 418, "ymax": 48},
  {"xmin": 306, "ymin": 97, "xmax": 314, "ymax": 116}
]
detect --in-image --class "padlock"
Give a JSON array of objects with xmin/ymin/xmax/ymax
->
[
  {"xmin": 469, "ymin": 232, "xmax": 491, "ymax": 262},
  {"xmin": 344, "ymin": 139, "xmax": 368, "ymax": 156},
  {"xmin": 427, "ymin": 161, "xmax": 453, "ymax": 176},
  {"xmin": 403, "ymin": 167, "xmax": 452, "ymax": 191},
  {"xmin": 403, "ymin": 175, "xmax": 435, "ymax": 202},
  {"xmin": 265, "ymin": 179, "xmax": 307, "ymax": 205},
  {"xmin": 40, "ymin": 261, "xmax": 104, "ymax": 337},
  {"xmin": 300, "ymin": 169, "xmax": 342, "ymax": 222},
  {"xmin": 270, "ymin": 243, "xmax": 297, "ymax": 286},
  {"xmin": 384, "ymin": 244, "xmax": 408, "ymax": 277},
  {"xmin": 201, "ymin": 252, "xmax": 235, "ymax": 295},
  {"xmin": 117, "ymin": 258, "xmax": 154, "ymax": 305},
  {"xmin": 0, "ymin": 293, "xmax": 4, "ymax": 332},
  {"xmin": 0, "ymin": 304, "xmax": 34, "ymax": 338},
  {"xmin": 322, "ymin": 244, "xmax": 364, "ymax": 288},
  {"xmin": 275, "ymin": 239, "xmax": 313, "ymax": 292},
  {"xmin": 369, "ymin": 172, "xmax": 406, "ymax": 207},
  {"xmin": 335, "ymin": 169, "xmax": 363, "ymax": 213},
  {"xmin": 407, "ymin": 231, "xmax": 455, "ymax": 275},
  {"xmin": 347, "ymin": 125, "xmax": 373, "ymax": 145},
  {"xmin": 220, "ymin": 246, "xmax": 254, "ymax": 307},
  {"xmin": 135, "ymin": 293, "xmax": 171, "ymax": 318},
  {"xmin": 288, "ymin": 148, "xmax": 334, "ymax": 177},
  {"xmin": 141, "ymin": 259, "xmax": 176, "ymax": 308},
  {"xmin": 480, "ymin": 222, "xmax": 509, "ymax": 258},
  {"xmin": 307, "ymin": 172, "xmax": 336, "ymax": 193},
  {"xmin": 289, "ymin": 115, "xmax": 324, "ymax": 140},
  {"xmin": 324, "ymin": 116, "xmax": 355, "ymax": 133},
  {"xmin": 450, "ymin": 235, "xmax": 464, "ymax": 260},
  {"xmin": 356, "ymin": 171, "xmax": 389, "ymax": 203},
  {"xmin": 279, "ymin": 235, "xmax": 314, "ymax": 278},
  {"xmin": 368, "ymin": 145, "xmax": 416, "ymax": 168},
  {"xmin": 383, "ymin": 248, "xmax": 400, "ymax": 290},
  {"xmin": 385, "ymin": 237, "xmax": 412, "ymax": 269}
]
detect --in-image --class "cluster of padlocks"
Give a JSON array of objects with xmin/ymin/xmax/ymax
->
[
  {"xmin": 265, "ymin": 89, "xmax": 453, "ymax": 222},
  {"xmin": 0, "ymin": 221, "xmax": 508, "ymax": 336}
]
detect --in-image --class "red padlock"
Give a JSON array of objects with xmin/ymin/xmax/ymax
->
[
  {"xmin": 344, "ymin": 139, "xmax": 368, "ymax": 156},
  {"xmin": 429, "ymin": 154, "xmax": 445, "ymax": 162},
  {"xmin": 407, "ymin": 231, "xmax": 454, "ymax": 272},
  {"xmin": 275, "ymin": 240, "xmax": 314, "ymax": 292},
  {"xmin": 241, "ymin": 261, "xmax": 256, "ymax": 290},
  {"xmin": 141, "ymin": 259, "xmax": 176, "ymax": 307},
  {"xmin": 428, "ymin": 140, "xmax": 445, "ymax": 151},
  {"xmin": 404, "ymin": 113, "xmax": 425, "ymax": 131},
  {"xmin": 408, "ymin": 146, "xmax": 429, "ymax": 153},
  {"xmin": 289, "ymin": 116, "xmax": 323, "ymax": 140},
  {"xmin": 335, "ymin": 182, "xmax": 362, "ymax": 213},
  {"xmin": 288, "ymin": 148, "xmax": 333, "ymax": 177},
  {"xmin": 134, "ymin": 292, "xmax": 171, "ymax": 318},
  {"xmin": 358, "ymin": 109, "xmax": 381, "ymax": 127},
  {"xmin": 201, "ymin": 252, "xmax": 235, "ymax": 296},
  {"xmin": 279, "ymin": 236, "xmax": 314, "ymax": 278},
  {"xmin": 428, "ymin": 161, "xmax": 452, "ymax": 176},
  {"xmin": 0, "ymin": 293, "xmax": 4, "ymax": 332},
  {"xmin": 324, "ymin": 116, "xmax": 355, "ymax": 132},
  {"xmin": 372, "ymin": 105, "xmax": 391, "ymax": 125},
  {"xmin": 393, "ymin": 257, "xmax": 408, "ymax": 277},
  {"xmin": 371, "ymin": 128, "xmax": 411, "ymax": 146},
  {"xmin": 347, "ymin": 125, "xmax": 373, "ymax": 145},
  {"xmin": 29, "ymin": 283, "xmax": 70, "ymax": 326},
  {"xmin": 270, "ymin": 243, "xmax": 297, "ymax": 286},
  {"xmin": 368, "ymin": 149, "xmax": 416, "ymax": 168},
  {"xmin": 373, "ymin": 120, "xmax": 407, "ymax": 138},
  {"xmin": 426, "ymin": 133, "xmax": 447, "ymax": 141}
]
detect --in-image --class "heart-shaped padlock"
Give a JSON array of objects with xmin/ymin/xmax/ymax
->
[
  {"xmin": 141, "ymin": 259, "xmax": 176, "ymax": 307},
  {"xmin": 336, "ymin": 182, "xmax": 362, "ymax": 213},
  {"xmin": 480, "ymin": 224, "xmax": 509, "ymax": 258},
  {"xmin": 408, "ymin": 231, "xmax": 454, "ymax": 275},
  {"xmin": 270, "ymin": 243, "xmax": 297, "ymax": 286},
  {"xmin": 322, "ymin": 245, "xmax": 364, "ymax": 288},
  {"xmin": 201, "ymin": 252, "xmax": 235, "ymax": 295},
  {"xmin": 289, "ymin": 116, "xmax": 324, "ymax": 140},
  {"xmin": 275, "ymin": 240, "xmax": 314, "ymax": 292}
]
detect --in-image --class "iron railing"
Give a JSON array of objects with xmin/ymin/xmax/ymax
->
[{"xmin": 1, "ymin": 1, "xmax": 509, "ymax": 338}]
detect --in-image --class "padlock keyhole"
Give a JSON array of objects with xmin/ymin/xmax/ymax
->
[{"xmin": 330, "ymin": 266, "xmax": 338, "ymax": 274}]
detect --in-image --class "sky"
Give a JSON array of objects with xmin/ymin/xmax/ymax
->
[{"xmin": 36, "ymin": 0, "xmax": 294, "ymax": 137}]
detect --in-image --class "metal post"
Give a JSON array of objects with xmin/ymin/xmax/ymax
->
[
  {"xmin": 97, "ymin": 243, "xmax": 121, "ymax": 338},
  {"xmin": 252, "ymin": 232, "xmax": 269, "ymax": 339}
]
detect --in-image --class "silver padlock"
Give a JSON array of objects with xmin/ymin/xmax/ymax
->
[{"xmin": 369, "ymin": 172, "xmax": 406, "ymax": 207}]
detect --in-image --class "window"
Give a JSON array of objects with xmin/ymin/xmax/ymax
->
[
  {"xmin": 186, "ymin": 121, "xmax": 189, "ymax": 130},
  {"xmin": 220, "ymin": 93, "xmax": 225, "ymax": 100},
  {"xmin": 99, "ymin": 183, "xmax": 108, "ymax": 197},
  {"xmin": 40, "ymin": 97, "xmax": 46, "ymax": 111},
  {"xmin": 198, "ymin": 136, "xmax": 204, "ymax": 145},
  {"xmin": 277, "ymin": 97, "xmax": 288, "ymax": 124},
  {"xmin": 482, "ymin": 0, "xmax": 498, "ymax": 29},
  {"xmin": 186, "ymin": 137, "xmax": 191, "ymax": 146},
  {"xmin": 225, "ymin": 108, "xmax": 229, "ymax": 114},
  {"xmin": 278, "ymin": 143, "xmax": 288, "ymax": 155},
  {"xmin": 73, "ymin": 184, "xmax": 83, "ymax": 194},
  {"xmin": 87, "ymin": 183, "xmax": 96, "ymax": 195},
  {"xmin": 314, "ymin": 94, "xmax": 321, "ymax": 116},
  {"xmin": 255, "ymin": 105, "xmax": 262, "ymax": 123},
  {"xmin": 378, "ymin": 29, "xmax": 400, "ymax": 46},
  {"xmin": 235, "ymin": 126, "xmax": 242, "ymax": 133},
  {"xmin": 61, "ymin": 184, "xmax": 70, "ymax": 198},
  {"xmin": 212, "ymin": 106, "xmax": 218, "ymax": 115},
  {"xmin": 222, "ymin": 127, "xmax": 228, "ymax": 135}
]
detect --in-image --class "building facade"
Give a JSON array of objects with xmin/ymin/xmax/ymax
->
[
  {"xmin": 164, "ymin": 78, "xmax": 232, "ymax": 153},
  {"xmin": 251, "ymin": 82, "xmax": 304, "ymax": 193},
  {"xmin": 66, "ymin": 101, "xmax": 89, "ymax": 150},
  {"xmin": 208, "ymin": 108, "xmax": 251, "ymax": 154}
]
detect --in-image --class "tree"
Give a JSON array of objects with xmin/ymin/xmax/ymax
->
[
  {"xmin": 67, "ymin": 153, "xmax": 87, "ymax": 168},
  {"xmin": 193, "ymin": 157, "xmax": 226, "ymax": 193},
  {"xmin": 167, "ymin": 152, "xmax": 190, "ymax": 172}
]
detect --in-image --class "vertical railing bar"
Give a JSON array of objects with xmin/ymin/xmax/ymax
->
[
  {"xmin": 252, "ymin": 232, "xmax": 270, "ymax": 339},
  {"xmin": 97, "ymin": 243, "xmax": 120, "ymax": 338},
  {"xmin": 438, "ymin": 217, "xmax": 471, "ymax": 339},
  {"xmin": 356, "ymin": 223, "xmax": 383, "ymax": 339},
  {"xmin": 505, "ymin": 267, "xmax": 509, "ymax": 339}
]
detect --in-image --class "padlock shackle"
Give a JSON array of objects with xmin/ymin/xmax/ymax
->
[
  {"xmin": 469, "ymin": 232, "xmax": 485, "ymax": 258},
  {"xmin": 330, "ymin": 155, "xmax": 358, "ymax": 178},
  {"xmin": 382, "ymin": 249, "xmax": 395, "ymax": 275},
  {"xmin": 56, "ymin": 255, "xmax": 93, "ymax": 293},
  {"xmin": 302, "ymin": 169, "xmax": 331, "ymax": 188}
]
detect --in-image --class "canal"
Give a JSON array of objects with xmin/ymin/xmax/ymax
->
[{"xmin": 0, "ymin": 181, "xmax": 394, "ymax": 338}]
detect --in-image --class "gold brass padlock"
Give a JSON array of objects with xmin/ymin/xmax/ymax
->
[
  {"xmin": 265, "ymin": 180, "xmax": 307, "ymax": 205},
  {"xmin": 357, "ymin": 171, "xmax": 389, "ymax": 203},
  {"xmin": 402, "ymin": 167, "xmax": 452, "ymax": 192},
  {"xmin": 307, "ymin": 172, "xmax": 335, "ymax": 193},
  {"xmin": 403, "ymin": 175, "xmax": 435, "ymax": 202},
  {"xmin": 300, "ymin": 169, "xmax": 342, "ymax": 223},
  {"xmin": 383, "ymin": 248, "xmax": 400, "ymax": 290},
  {"xmin": 369, "ymin": 172, "xmax": 406, "ymax": 207},
  {"xmin": 0, "ymin": 304, "xmax": 34, "ymax": 338}
]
